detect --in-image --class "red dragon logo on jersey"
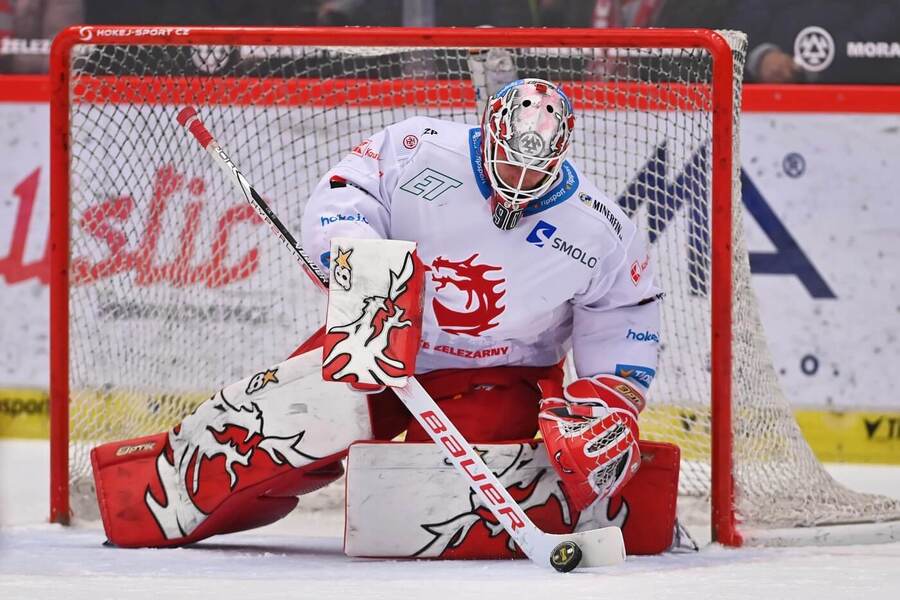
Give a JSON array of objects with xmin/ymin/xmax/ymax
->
[{"xmin": 427, "ymin": 254, "xmax": 505, "ymax": 336}]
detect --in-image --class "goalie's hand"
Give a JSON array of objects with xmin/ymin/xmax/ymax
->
[{"xmin": 538, "ymin": 375, "xmax": 644, "ymax": 511}]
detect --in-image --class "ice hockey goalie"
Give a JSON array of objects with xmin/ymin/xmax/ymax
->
[{"xmin": 90, "ymin": 78, "xmax": 676, "ymax": 557}]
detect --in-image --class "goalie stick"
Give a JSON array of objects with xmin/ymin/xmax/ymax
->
[{"xmin": 175, "ymin": 107, "xmax": 625, "ymax": 571}]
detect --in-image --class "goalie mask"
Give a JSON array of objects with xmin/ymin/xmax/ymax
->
[{"xmin": 481, "ymin": 78, "xmax": 575, "ymax": 230}]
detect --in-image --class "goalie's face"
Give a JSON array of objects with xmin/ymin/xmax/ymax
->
[
  {"xmin": 482, "ymin": 78, "xmax": 574, "ymax": 230},
  {"xmin": 494, "ymin": 146, "xmax": 552, "ymax": 191}
]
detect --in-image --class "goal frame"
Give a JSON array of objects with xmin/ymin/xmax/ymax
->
[{"xmin": 48, "ymin": 26, "xmax": 738, "ymax": 543}]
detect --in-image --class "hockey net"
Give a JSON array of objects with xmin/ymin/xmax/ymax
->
[{"xmin": 50, "ymin": 27, "xmax": 900, "ymax": 545}]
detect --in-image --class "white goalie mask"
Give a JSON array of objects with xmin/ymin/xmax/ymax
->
[{"xmin": 481, "ymin": 78, "xmax": 575, "ymax": 230}]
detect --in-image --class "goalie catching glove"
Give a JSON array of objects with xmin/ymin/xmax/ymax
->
[{"xmin": 538, "ymin": 375, "xmax": 645, "ymax": 511}]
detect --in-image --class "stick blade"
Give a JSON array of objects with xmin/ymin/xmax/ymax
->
[{"xmin": 551, "ymin": 526, "xmax": 626, "ymax": 569}]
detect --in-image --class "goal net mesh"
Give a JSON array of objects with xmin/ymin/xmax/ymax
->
[{"xmin": 58, "ymin": 31, "xmax": 900, "ymax": 536}]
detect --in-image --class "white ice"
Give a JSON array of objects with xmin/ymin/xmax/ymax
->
[{"xmin": 2, "ymin": 439, "xmax": 899, "ymax": 600}]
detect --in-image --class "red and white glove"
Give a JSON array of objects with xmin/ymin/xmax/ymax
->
[{"xmin": 538, "ymin": 375, "xmax": 645, "ymax": 511}]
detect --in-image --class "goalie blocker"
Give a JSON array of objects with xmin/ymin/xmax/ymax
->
[{"xmin": 90, "ymin": 237, "xmax": 676, "ymax": 555}]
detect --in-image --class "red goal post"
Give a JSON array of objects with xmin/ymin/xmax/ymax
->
[{"xmin": 48, "ymin": 26, "xmax": 900, "ymax": 547}]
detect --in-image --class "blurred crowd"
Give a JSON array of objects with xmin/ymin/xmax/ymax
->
[{"xmin": 1, "ymin": 0, "xmax": 899, "ymax": 83}]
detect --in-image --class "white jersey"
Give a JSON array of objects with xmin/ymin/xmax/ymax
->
[{"xmin": 301, "ymin": 117, "xmax": 661, "ymax": 388}]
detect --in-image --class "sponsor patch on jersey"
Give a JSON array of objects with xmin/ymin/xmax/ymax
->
[
  {"xmin": 400, "ymin": 168, "xmax": 463, "ymax": 201},
  {"xmin": 526, "ymin": 220, "xmax": 598, "ymax": 268},
  {"xmin": 579, "ymin": 191, "xmax": 624, "ymax": 240},
  {"xmin": 615, "ymin": 364, "xmax": 656, "ymax": 389},
  {"xmin": 625, "ymin": 328, "xmax": 659, "ymax": 343},
  {"xmin": 526, "ymin": 220, "xmax": 557, "ymax": 247},
  {"xmin": 630, "ymin": 254, "xmax": 650, "ymax": 285},
  {"xmin": 403, "ymin": 134, "xmax": 419, "ymax": 149},
  {"xmin": 421, "ymin": 340, "xmax": 510, "ymax": 359},
  {"xmin": 351, "ymin": 139, "xmax": 381, "ymax": 160},
  {"xmin": 320, "ymin": 213, "xmax": 370, "ymax": 227},
  {"xmin": 524, "ymin": 162, "xmax": 579, "ymax": 215},
  {"xmin": 551, "ymin": 236, "xmax": 598, "ymax": 268}
]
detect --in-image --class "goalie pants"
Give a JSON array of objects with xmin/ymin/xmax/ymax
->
[{"xmin": 369, "ymin": 364, "xmax": 565, "ymax": 442}]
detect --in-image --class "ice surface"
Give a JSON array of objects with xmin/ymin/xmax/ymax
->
[{"xmin": 2, "ymin": 440, "xmax": 899, "ymax": 600}]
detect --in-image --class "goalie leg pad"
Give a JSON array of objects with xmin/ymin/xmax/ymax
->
[
  {"xmin": 343, "ymin": 439, "xmax": 680, "ymax": 558},
  {"xmin": 91, "ymin": 348, "xmax": 372, "ymax": 548},
  {"xmin": 94, "ymin": 436, "xmax": 346, "ymax": 547}
]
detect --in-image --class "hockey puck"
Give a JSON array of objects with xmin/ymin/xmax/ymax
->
[{"xmin": 550, "ymin": 540, "xmax": 582, "ymax": 573}]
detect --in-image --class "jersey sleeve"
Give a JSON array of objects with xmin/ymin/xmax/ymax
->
[
  {"xmin": 571, "ymin": 223, "xmax": 662, "ymax": 391},
  {"xmin": 300, "ymin": 120, "xmax": 418, "ymax": 272}
]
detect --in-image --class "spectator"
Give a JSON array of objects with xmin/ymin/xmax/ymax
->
[
  {"xmin": 431, "ymin": 0, "xmax": 541, "ymax": 27},
  {"xmin": 724, "ymin": 0, "xmax": 900, "ymax": 84},
  {"xmin": 84, "ymin": 0, "xmax": 317, "ymax": 27},
  {"xmin": 651, "ymin": 0, "xmax": 730, "ymax": 28},
  {"xmin": 541, "ymin": 0, "xmax": 727, "ymax": 29},
  {"xmin": 0, "ymin": 1, "xmax": 11, "ymax": 40},
  {"xmin": 317, "ymin": 0, "xmax": 401, "ymax": 26},
  {"xmin": 4, "ymin": 0, "xmax": 82, "ymax": 73},
  {"xmin": 587, "ymin": 0, "xmax": 666, "ymax": 28}
]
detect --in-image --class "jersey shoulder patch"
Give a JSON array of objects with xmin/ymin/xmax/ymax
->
[{"xmin": 388, "ymin": 116, "xmax": 470, "ymax": 158}]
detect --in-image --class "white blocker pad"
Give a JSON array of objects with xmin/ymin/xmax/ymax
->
[
  {"xmin": 323, "ymin": 237, "xmax": 425, "ymax": 387},
  {"xmin": 344, "ymin": 441, "xmax": 624, "ymax": 559},
  {"xmin": 344, "ymin": 440, "xmax": 681, "ymax": 558}
]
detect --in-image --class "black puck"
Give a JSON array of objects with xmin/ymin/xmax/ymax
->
[{"xmin": 550, "ymin": 540, "xmax": 582, "ymax": 573}]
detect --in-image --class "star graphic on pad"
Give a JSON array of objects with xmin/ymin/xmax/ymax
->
[
  {"xmin": 261, "ymin": 369, "xmax": 279, "ymax": 386},
  {"xmin": 335, "ymin": 247, "xmax": 353, "ymax": 270}
]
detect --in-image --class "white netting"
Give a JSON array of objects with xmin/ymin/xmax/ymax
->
[
  {"xmin": 720, "ymin": 33, "xmax": 900, "ymax": 536},
  {"xmin": 56, "ymin": 30, "xmax": 900, "ymax": 539}
]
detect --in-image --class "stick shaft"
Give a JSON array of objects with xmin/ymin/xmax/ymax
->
[{"xmin": 177, "ymin": 107, "xmax": 328, "ymax": 290}]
